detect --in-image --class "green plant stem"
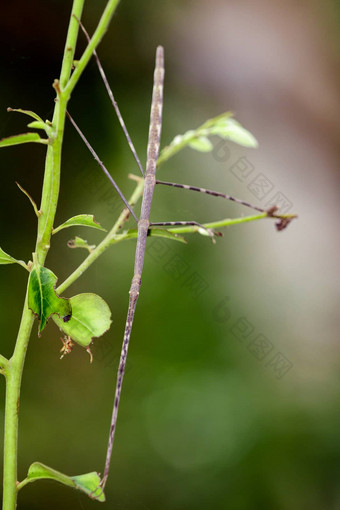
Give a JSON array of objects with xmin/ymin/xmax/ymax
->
[
  {"xmin": 64, "ymin": 0, "xmax": 121, "ymax": 97},
  {"xmin": 167, "ymin": 212, "xmax": 297, "ymax": 234},
  {"xmin": 36, "ymin": 0, "xmax": 85, "ymax": 262},
  {"xmin": 3, "ymin": 295, "xmax": 34, "ymax": 510},
  {"xmin": 0, "ymin": 355, "xmax": 8, "ymax": 371}
]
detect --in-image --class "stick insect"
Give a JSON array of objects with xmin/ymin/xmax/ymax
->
[{"xmin": 69, "ymin": 26, "xmax": 295, "ymax": 490}]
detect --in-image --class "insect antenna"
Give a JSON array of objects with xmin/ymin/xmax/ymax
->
[
  {"xmin": 75, "ymin": 15, "xmax": 145, "ymax": 177},
  {"xmin": 156, "ymin": 179, "xmax": 268, "ymax": 213},
  {"xmin": 66, "ymin": 111, "xmax": 138, "ymax": 222}
]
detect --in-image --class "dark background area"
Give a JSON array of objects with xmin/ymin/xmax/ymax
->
[{"xmin": 0, "ymin": 1, "xmax": 339, "ymax": 508}]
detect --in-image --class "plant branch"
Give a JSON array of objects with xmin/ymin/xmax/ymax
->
[
  {"xmin": 57, "ymin": 207, "xmax": 295, "ymax": 295},
  {"xmin": 36, "ymin": 0, "xmax": 85, "ymax": 263},
  {"xmin": 166, "ymin": 212, "xmax": 297, "ymax": 234},
  {"xmin": 0, "ymin": 354, "xmax": 8, "ymax": 370},
  {"xmin": 64, "ymin": 0, "xmax": 121, "ymax": 98},
  {"xmin": 3, "ymin": 293, "xmax": 35, "ymax": 509}
]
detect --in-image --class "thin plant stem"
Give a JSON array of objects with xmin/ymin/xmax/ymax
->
[
  {"xmin": 0, "ymin": 355, "xmax": 8, "ymax": 371},
  {"xmin": 166, "ymin": 212, "xmax": 297, "ymax": 233},
  {"xmin": 64, "ymin": 0, "xmax": 121, "ymax": 98}
]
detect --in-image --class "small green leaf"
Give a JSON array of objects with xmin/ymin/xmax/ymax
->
[
  {"xmin": 27, "ymin": 121, "xmax": 46, "ymax": 130},
  {"xmin": 27, "ymin": 121, "xmax": 54, "ymax": 137},
  {"xmin": 7, "ymin": 107, "xmax": 44, "ymax": 123},
  {"xmin": 157, "ymin": 112, "xmax": 257, "ymax": 166},
  {"xmin": 0, "ymin": 132, "xmax": 47, "ymax": 148},
  {"xmin": 67, "ymin": 236, "xmax": 96, "ymax": 252},
  {"xmin": 25, "ymin": 462, "xmax": 74, "ymax": 488},
  {"xmin": 53, "ymin": 293, "xmax": 112, "ymax": 348},
  {"xmin": 28, "ymin": 264, "xmax": 72, "ymax": 333},
  {"xmin": 0, "ymin": 247, "xmax": 20, "ymax": 265},
  {"xmin": 209, "ymin": 118, "xmax": 258, "ymax": 148},
  {"xmin": 21, "ymin": 462, "xmax": 105, "ymax": 502},
  {"xmin": 188, "ymin": 136, "xmax": 213, "ymax": 152},
  {"xmin": 0, "ymin": 247, "xmax": 27, "ymax": 268},
  {"xmin": 53, "ymin": 214, "xmax": 106, "ymax": 235},
  {"xmin": 16, "ymin": 182, "xmax": 41, "ymax": 217}
]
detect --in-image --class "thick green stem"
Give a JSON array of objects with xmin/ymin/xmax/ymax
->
[
  {"xmin": 36, "ymin": 0, "xmax": 85, "ymax": 263},
  {"xmin": 3, "ymin": 295, "xmax": 34, "ymax": 510}
]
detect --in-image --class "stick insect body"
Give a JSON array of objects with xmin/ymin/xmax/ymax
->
[{"xmin": 101, "ymin": 46, "xmax": 164, "ymax": 488}]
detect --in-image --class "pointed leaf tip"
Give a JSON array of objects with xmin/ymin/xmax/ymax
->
[
  {"xmin": 0, "ymin": 247, "xmax": 27, "ymax": 268},
  {"xmin": 0, "ymin": 132, "xmax": 46, "ymax": 148},
  {"xmin": 7, "ymin": 107, "xmax": 44, "ymax": 123},
  {"xmin": 16, "ymin": 182, "xmax": 40, "ymax": 217},
  {"xmin": 53, "ymin": 214, "xmax": 106, "ymax": 235},
  {"xmin": 0, "ymin": 247, "xmax": 19, "ymax": 265}
]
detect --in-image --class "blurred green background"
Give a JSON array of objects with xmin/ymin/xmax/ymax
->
[{"xmin": 0, "ymin": 1, "xmax": 339, "ymax": 508}]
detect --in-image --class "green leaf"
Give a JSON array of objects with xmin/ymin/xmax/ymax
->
[
  {"xmin": 188, "ymin": 136, "xmax": 213, "ymax": 152},
  {"xmin": 0, "ymin": 247, "xmax": 27, "ymax": 268},
  {"xmin": 67, "ymin": 236, "xmax": 96, "ymax": 252},
  {"xmin": 27, "ymin": 120, "xmax": 48, "ymax": 130},
  {"xmin": 0, "ymin": 247, "xmax": 20, "ymax": 265},
  {"xmin": 21, "ymin": 462, "xmax": 104, "ymax": 502},
  {"xmin": 208, "ymin": 118, "xmax": 258, "ymax": 148},
  {"xmin": 6, "ymin": 107, "xmax": 53, "ymax": 136},
  {"xmin": 7, "ymin": 107, "xmax": 44, "ymax": 123},
  {"xmin": 53, "ymin": 214, "xmax": 106, "ymax": 235},
  {"xmin": 157, "ymin": 112, "xmax": 257, "ymax": 167},
  {"xmin": 28, "ymin": 264, "xmax": 72, "ymax": 333},
  {"xmin": 16, "ymin": 181, "xmax": 41, "ymax": 217},
  {"xmin": 53, "ymin": 293, "xmax": 112, "ymax": 348},
  {"xmin": 0, "ymin": 132, "xmax": 47, "ymax": 148}
]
